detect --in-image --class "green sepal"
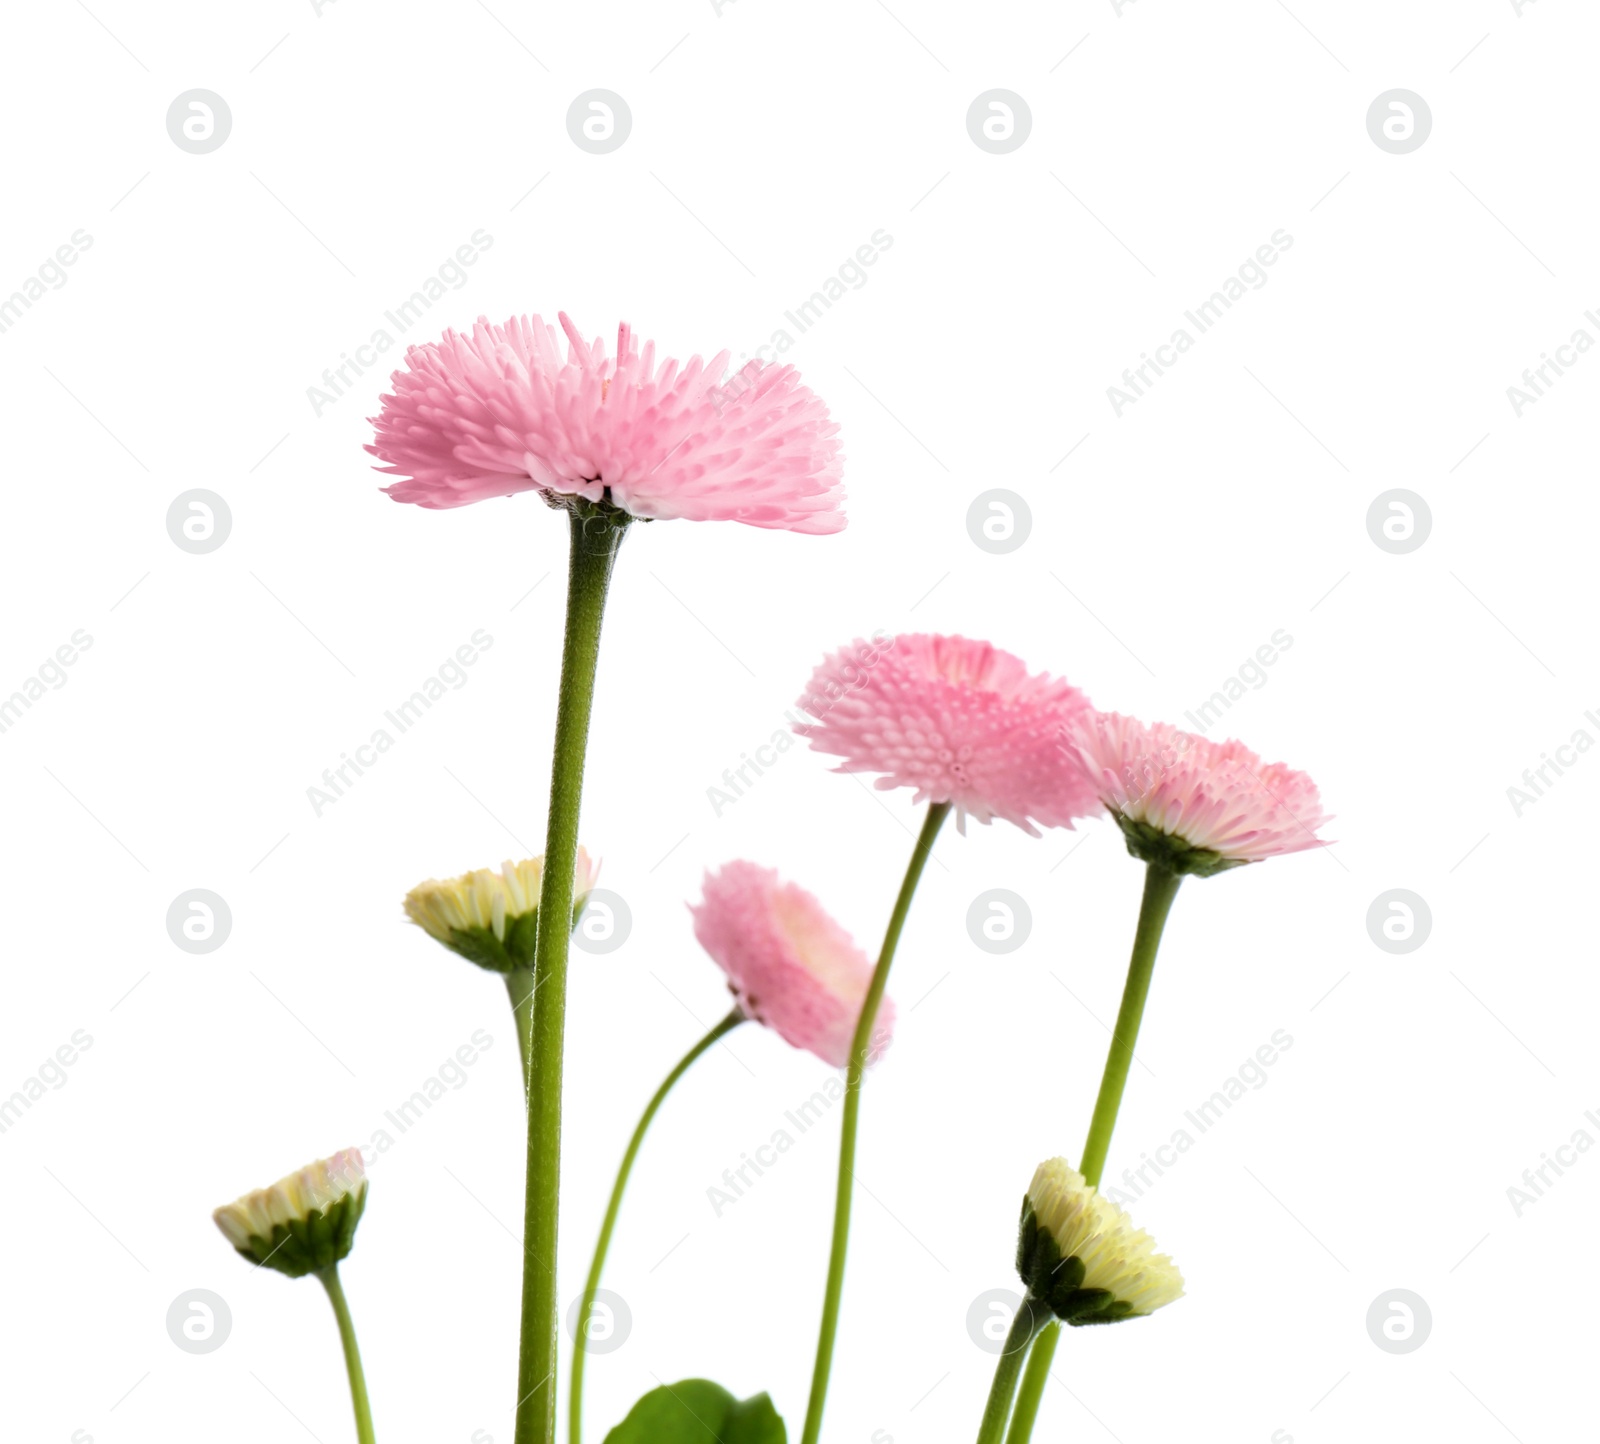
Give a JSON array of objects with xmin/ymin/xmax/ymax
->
[
  {"xmin": 1015, "ymin": 1194, "xmax": 1036, "ymax": 1278},
  {"xmin": 438, "ymin": 895, "xmax": 590, "ymax": 975},
  {"xmin": 436, "ymin": 916, "xmax": 531, "ymax": 974},
  {"xmin": 1110, "ymin": 810, "xmax": 1251, "ymax": 879},
  {"xmin": 230, "ymin": 1183, "xmax": 368, "ymax": 1278},
  {"xmin": 1017, "ymin": 1198, "xmax": 1082, "ymax": 1304},
  {"xmin": 1016, "ymin": 1198, "xmax": 1142, "ymax": 1328},
  {"xmin": 604, "ymin": 1379, "xmax": 785, "ymax": 1444},
  {"xmin": 543, "ymin": 490, "xmax": 638, "ymax": 528},
  {"xmin": 1063, "ymin": 1293, "xmax": 1137, "ymax": 1326}
]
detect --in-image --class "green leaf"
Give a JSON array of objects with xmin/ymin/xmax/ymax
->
[{"xmin": 603, "ymin": 1379, "xmax": 786, "ymax": 1444}]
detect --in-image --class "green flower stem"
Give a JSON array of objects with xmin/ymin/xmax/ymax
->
[
  {"xmin": 800, "ymin": 800, "xmax": 951, "ymax": 1444},
  {"xmin": 318, "ymin": 1265, "xmax": 376, "ymax": 1444},
  {"xmin": 515, "ymin": 504, "xmax": 630, "ymax": 1444},
  {"xmin": 506, "ymin": 968, "xmax": 536, "ymax": 1097},
  {"xmin": 1003, "ymin": 1329, "xmax": 1051, "ymax": 1444},
  {"xmin": 976, "ymin": 1298, "xmax": 1052, "ymax": 1444},
  {"xmin": 569, "ymin": 1009, "xmax": 745, "ymax": 1444},
  {"xmin": 1079, "ymin": 862, "xmax": 1181, "ymax": 1184},
  {"xmin": 1003, "ymin": 861, "xmax": 1183, "ymax": 1444}
]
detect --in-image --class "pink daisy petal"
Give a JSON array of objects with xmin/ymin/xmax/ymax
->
[
  {"xmin": 367, "ymin": 314, "xmax": 845, "ymax": 532},
  {"xmin": 794, "ymin": 633, "xmax": 1103, "ymax": 835},
  {"xmin": 1064, "ymin": 711, "xmax": 1331, "ymax": 872},
  {"xmin": 691, "ymin": 861, "xmax": 890, "ymax": 1069}
]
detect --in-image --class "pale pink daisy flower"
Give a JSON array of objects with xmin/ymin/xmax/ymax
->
[
  {"xmin": 691, "ymin": 861, "xmax": 890, "ymax": 1069},
  {"xmin": 1064, "ymin": 711, "xmax": 1329, "ymax": 875},
  {"xmin": 794, "ymin": 633, "xmax": 1102, "ymax": 835},
  {"xmin": 368, "ymin": 313, "xmax": 844, "ymax": 531}
]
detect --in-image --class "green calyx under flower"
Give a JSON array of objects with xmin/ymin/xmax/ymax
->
[
  {"xmin": 404, "ymin": 850, "xmax": 599, "ymax": 974},
  {"xmin": 1017, "ymin": 1199, "xmax": 1134, "ymax": 1326},
  {"xmin": 214, "ymin": 1149, "xmax": 368, "ymax": 1279},
  {"xmin": 1015, "ymin": 1159, "xmax": 1184, "ymax": 1327},
  {"xmin": 1110, "ymin": 809, "xmax": 1250, "ymax": 878},
  {"xmin": 541, "ymin": 489, "xmax": 642, "ymax": 529}
]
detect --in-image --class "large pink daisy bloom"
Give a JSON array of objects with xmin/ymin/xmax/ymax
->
[
  {"xmin": 691, "ymin": 861, "xmax": 891, "ymax": 1069},
  {"xmin": 368, "ymin": 313, "xmax": 844, "ymax": 532},
  {"xmin": 794, "ymin": 633, "xmax": 1102, "ymax": 834},
  {"xmin": 1064, "ymin": 711, "xmax": 1329, "ymax": 875}
]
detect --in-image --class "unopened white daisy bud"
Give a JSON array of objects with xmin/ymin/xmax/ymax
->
[
  {"xmin": 214, "ymin": 1149, "xmax": 369, "ymax": 1279},
  {"xmin": 1016, "ymin": 1158, "xmax": 1184, "ymax": 1325},
  {"xmin": 403, "ymin": 848, "xmax": 599, "ymax": 973}
]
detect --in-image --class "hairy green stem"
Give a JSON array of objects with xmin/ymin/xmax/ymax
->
[
  {"xmin": 1078, "ymin": 863, "xmax": 1181, "ymax": 1185},
  {"xmin": 514, "ymin": 505, "xmax": 630, "ymax": 1444},
  {"xmin": 800, "ymin": 800, "xmax": 951, "ymax": 1444},
  {"xmin": 318, "ymin": 1265, "xmax": 376, "ymax": 1444},
  {"xmin": 1003, "ymin": 1327, "xmax": 1051, "ymax": 1444},
  {"xmin": 976, "ymin": 1298, "xmax": 1051, "ymax": 1444},
  {"xmin": 569, "ymin": 1010, "xmax": 745, "ymax": 1444},
  {"xmin": 1004, "ymin": 861, "xmax": 1182, "ymax": 1444},
  {"xmin": 507, "ymin": 968, "xmax": 536, "ymax": 1098}
]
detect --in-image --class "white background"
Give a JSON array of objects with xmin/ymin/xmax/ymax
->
[{"xmin": 1, "ymin": 1, "xmax": 1592, "ymax": 1441}]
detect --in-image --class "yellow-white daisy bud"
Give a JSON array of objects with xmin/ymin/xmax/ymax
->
[
  {"xmin": 403, "ymin": 848, "xmax": 599, "ymax": 973},
  {"xmin": 1017, "ymin": 1158, "xmax": 1184, "ymax": 1325},
  {"xmin": 214, "ymin": 1149, "xmax": 368, "ymax": 1279}
]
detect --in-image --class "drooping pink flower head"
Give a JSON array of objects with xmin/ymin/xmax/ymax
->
[
  {"xmin": 794, "ymin": 633, "xmax": 1102, "ymax": 835},
  {"xmin": 368, "ymin": 313, "xmax": 844, "ymax": 532},
  {"xmin": 691, "ymin": 861, "xmax": 890, "ymax": 1069},
  {"xmin": 1064, "ymin": 711, "xmax": 1330, "ymax": 876}
]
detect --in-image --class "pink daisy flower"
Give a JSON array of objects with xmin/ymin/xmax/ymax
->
[
  {"xmin": 1064, "ymin": 711, "xmax": 1330, "ymax": 875},
  {"xmin": 368, "ymin": 313, "xmax": 844, "ymax": 532},
  {"xmin": 691, "ymin": 861, "xmax": 890, "ymax": 1069},
  {"xmin": 794, "ymin": 633, "xmax": 1102, "ymax": 835}
]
